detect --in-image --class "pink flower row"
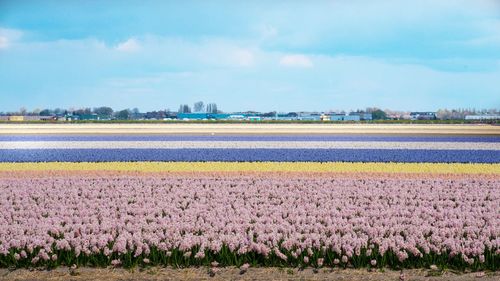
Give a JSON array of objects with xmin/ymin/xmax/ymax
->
[{"xmin": 0, "ymin": 173, "xmax": 498, "ymax": 264}]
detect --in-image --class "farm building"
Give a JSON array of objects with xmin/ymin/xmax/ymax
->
[
  {"xmin": 0, "ymin": 115, "xmax": 58, "ymax": 121},
  {"xmin": 7, "ymin": 116, "xmax": 25, "ymax": 121},
  {"xmin": 247, "ymin": 116, "xmax": 261, "ymax": 121},
  {"xmin": 298, "ymin": 115, "xmax": 321, "ymax": 121},
  {"xmin": 350, "ymin": 112, "xmax": 373, "ymax": 121},
  {"xmin": 76, "ymin": 114, "xmax": 112, "ymax": 121},
  {"xmin": 227, "ymin": 114, "xmax": 246, "ymax": 120},
  {"xmin": 410, "ymin": 112, "xmax": 437, "ymax": 120},
  {"xmin": 465, "ymin": 115, "xmax": 500, "ymax": 120},
  {"xmin": 330, "ymin": 114, "xmax": 361, "ymax": 121},
  {"xmin": 177, "ymin": 113, "xmax": 231, "ymax": 120}
]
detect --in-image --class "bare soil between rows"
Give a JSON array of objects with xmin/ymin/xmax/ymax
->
[{"xmin": 0, "ymin": 267, "xmax": 497, "ymax": 281}]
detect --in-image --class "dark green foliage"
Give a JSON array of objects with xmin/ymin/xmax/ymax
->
[{"xmin": 1, "ymin": 246, "xmax": 497, "ymax": 271}]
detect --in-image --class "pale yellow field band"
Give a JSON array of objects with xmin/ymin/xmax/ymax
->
[
  {"xmin": 0, "ymin": 123, "xmax": 499, "ymax": 135},
  {"xmin": 0, "ymin": 162, "xmax": 499, "ymax": 174}
]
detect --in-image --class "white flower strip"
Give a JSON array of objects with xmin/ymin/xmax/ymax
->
[
  {"xmin": 1, "ymin": 123, "xmax": 498, "ymax": 135},
  {"xmin": 0, "ymin": 141, "xmax": 499, "ymax": 150}
]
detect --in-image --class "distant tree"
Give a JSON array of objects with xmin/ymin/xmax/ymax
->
[
  {"xmin": 365, "ymin": 107, "xmax": 379, "ymax": 114},
  {"xmin": 39, "ymin": 109, "xmax": 53, "ymax": 116},
  {"xmin": 384, "ymin": 109, "xmax": 407, "ymax": 120},
  {"xmin": 261, "ymin": 111, "xmax": 277, "ymax": 117},
  {"xmin": 206, "ymin": 103, "xmax": 218, "ymax": 113},
  {"xmin": 436, "ymin": 109, "xmax": 451, "ymax": 120},
  {"xmin": 193, "ymin": 101, "xmax": 204, "ymax": 112},
  {"xmin": 178, "ymin": 104, "xmax": 191, "ymax": 113},
  {"xmin": 93, "ymin": 106, "xmax": 113, "ymax": 116},
  {"xmin": 73, "ymin": 108, "xmax": 92, "ymax": 115},
  {"xmin": 115, "ymin": 109, "xmax": 130, "ymax": 120},
  {"xmin": 371, "ymin": 109, "xmax": 387, "ymax": 120},
  {"xmin": 145, "ymin": 110, "xmax": 167, "ymax": 120},
  {"xmin": 19, "ymin": 107, "xmax": 27, "ymax": 115}
]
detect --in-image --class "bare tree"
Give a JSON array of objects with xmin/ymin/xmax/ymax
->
[
  {"xmin": 19, "ymin": 107, "xmax": 27, "ymax": 115},
  {"xmin": 193, "ymin": 101, "xmax": 204, "ymax": 112},
  {"xmin": 178, "ymin": 104, "xmax": 191, "ymax": 113},
  {"xmin": 206, "ymin": 103, "xmax": 218, "ymax": 113}
]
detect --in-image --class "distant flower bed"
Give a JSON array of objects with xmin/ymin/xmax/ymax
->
[
  {"xmin": 2, "ymin": 134, "xmax": 499, "ymax": 142},
  {"xmin": 1, "ymin": 148, "xmax": 499, "ymax": 163},
  {"xmin": 0, "ymin": 173, "xmax": 498, "ymax": 270},
  {"xmin": 1, "ymin": 133, "xmax": 499, "ymax": 163}
]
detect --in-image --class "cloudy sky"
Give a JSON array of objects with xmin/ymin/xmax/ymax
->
[{"xmin": 0, "ymin": 0, "xmax": 499, "ymax": 112}]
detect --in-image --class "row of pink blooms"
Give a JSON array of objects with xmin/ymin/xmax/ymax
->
[{"xmin": 0, "ymin": 174, "xmax": 498, "ymax": 265}]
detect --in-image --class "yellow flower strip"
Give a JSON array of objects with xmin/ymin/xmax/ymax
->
[{"xmin": 0, "ymin": 162, "xmax": 498, "ymax": 174}]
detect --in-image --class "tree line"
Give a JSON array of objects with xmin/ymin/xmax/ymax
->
[
  {"xmin": 1, "ymin": 104, "xmax": 498, "ymax": 120},
  {"xmin": 0, "ymin": 101, "xmax": 220, "ymax": 120}
]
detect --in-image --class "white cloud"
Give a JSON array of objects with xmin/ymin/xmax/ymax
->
[
  {"xmin": 0, "ymin": 28, "xmax": 23, "ymax": 49},
  {"xmin": 192, "ymin": 39, "xmax": 261, "ymax": 68},
  {"xmin": 231, "ymin": 49, "xmax": 255, "ymax": 66},
  {"xmin": 116, "ymin": 38, "xmax": 140, "ymax": 52},
  {"xmin": 0, "ymin": 37, "xmax": 8, "ymax": 49},
  {"xmin": 279, "ymin": 54, "xmax": 313, "ymax": 68}
]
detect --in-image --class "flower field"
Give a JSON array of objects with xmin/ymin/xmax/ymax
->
[
  {"xmin": 0, "ymin": 127, "xmax": 499, "ymax": 270},
  {"xmin": 1, "ymin": 134, "xmax": 499, "ymax": 163}
]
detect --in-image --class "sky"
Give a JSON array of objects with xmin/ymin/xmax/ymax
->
[{"xmin": 0, "ymin": 0, "xmax": 499, "ymax": 113}]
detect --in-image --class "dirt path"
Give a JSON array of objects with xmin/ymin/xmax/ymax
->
[{"xmin": 0, "ymin": 267, "xmax": 497, "ymax": 281}]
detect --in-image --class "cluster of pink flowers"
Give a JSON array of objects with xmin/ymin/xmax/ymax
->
[{"xmin": 0, "ymin": 173, "xmax": 498, "ymax": 267}]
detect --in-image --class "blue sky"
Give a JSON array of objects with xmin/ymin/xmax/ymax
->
[{"xmin": 0, "ymin": 0, "xmax": 499, "ymax": 112}]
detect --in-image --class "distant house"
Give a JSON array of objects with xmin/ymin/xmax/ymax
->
[
  {"xmin": 227, "ymin": 114, "xmax": 245, "ymax": 120},
  {"xmin": 0, "ymin": 115, "xmax": 56, "ymax": 122},
  {"xmin": 320, "ymin": 114, "xmax": 331, "ymax": 121},
  {"xmin": 74, "ymin": 114, "xmax": 111, "ymax": 121},
  {"xmin": 64, "ymin": 114, "xmax": 78, "ymax": 121},
  {"xmin": 410, "ymin": 112, "xmax": 436, "ymax": 120},
  {"xmin": 465, "ymin": 115, "xmax": 500, "ymax": 120},
  {"xmin": 349, "ymin": 112, "xmax": 373, "ymax": 121},
  {"xmin": 247, "ymin": 116, "xmax": 261, "ymax": 121},
  {"xmin": 76, "ymin": 114, "xmax": 98, "ymax": 121},
  {"xmin": 298, "ymin": 115, "xmax": 321, "ymax": 121},
  {"xmin": 274, "ymin": 112, "xmax": 299, "ymax": 121},
  {"xmin": 39, "ymin": 116, "xmax": 57, "ymax": 121},
  {"xmin": 296, "ymin": 112, "xmax": 321, "ymax": 121},
  {"xmin": 177, "ymin": 113, "xmax": 231, "ymax": 120},
  {"xmin": 330, "ymin": 114, "xmax": 360, "ymax": 121},
  {"xmin": 8, "ymin": 116, "xmax": 26, "ymax": 121}
]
